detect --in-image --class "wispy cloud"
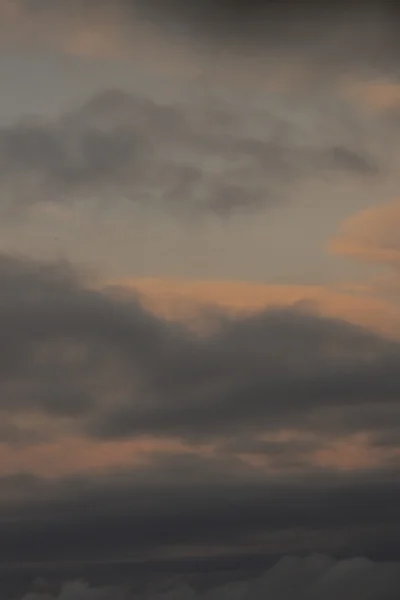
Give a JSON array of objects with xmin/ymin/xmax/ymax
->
[{"xmin": 0, "ymin": 88, "xmax": 385, "ymax": 219}]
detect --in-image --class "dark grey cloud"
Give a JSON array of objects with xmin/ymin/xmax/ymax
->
[
  {"xmin": 0, "ymin": 89, "xmax": 379, "ymax": 218},
  {"xmin": 1, "ymin": 452, "xmax": 400, "ymax": 564},
  {"xmin": 132, "ymin": 0, "xmax": 397, "ymax": 49},
  {"xmin": 2, "ymin": 554, "xmax": 400, "ymax": 599},
  {"xmin": 0, "ymin": 253, "xmax": 400, "ymax": 446},
  {"xmin": 4, "ymin": 1, "xmax": 400, "ymax": 73},
  {"xmin": 0, "ymin": 254, "xmax": 400, "ymax": 566},
  {"xmin": 0, "ymin": 418, "xmax": 50, "ymax": 446},
  {"xmin": 138, "ymin": 1, "xmax": 400, "ymax": 81},
  {"xmin": 0, "ymin": 254, "xmax": 179, "ymax": 421},
  {"xmin": 88, "ymin": 308, "xmax": 400, "ymax": 441},
  {"xmin": 324, "ymin": 145, "xmax": 378, "ymax": 175}
]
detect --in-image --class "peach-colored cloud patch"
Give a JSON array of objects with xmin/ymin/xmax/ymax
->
[
  {"xmin": 235, "ymin": 431, "xmax": 399, "ymax": 472},
  {"xmin": 330, "ymin": 200, "xmax": 400, "ymax": 267},
  {"xmin": 313, "ymin": 433, "xmax": 400, "ymax": 471},
  {"xmin": 344, "ymin": 78, "xmax": 400, "ymax": 111},
  {"xmin": 0, "ymin": 436, "xmax": 215, "ymax": 478},
  {"xmin": 106, "ymin": 277, "xmax": 400, "ymax": 338},
  {"xmin": 1, "ymin": 431, "xmax": 395, "ymax": 479}
]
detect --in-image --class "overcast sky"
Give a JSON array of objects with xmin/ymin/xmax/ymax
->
[{"xmin": 1, "ymin": 1, "xmax": 400, "ymax": 597}]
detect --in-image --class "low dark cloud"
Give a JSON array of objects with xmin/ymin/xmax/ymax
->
[
  {"xmin": 1, "ymin": 452, "xmax": 400, "ymax": 564},
  {"xmin": 1, "ymin": 554, "xmax": 399, "ymax": 599},
  {"xmin": 88, "ymin": 307, "xmax": 400, "ymax": 441},
  {"xmin": 0, "ymin": 253, "xmax": 400, "ymax": 443},
  {"xmin": 0, "ymin": 254, "xmax": 400, "ymax": 565}
]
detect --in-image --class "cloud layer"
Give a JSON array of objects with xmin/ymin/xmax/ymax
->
[
  {"xmin": 1, "ymin": 253, "xmax": 400, "ymax": 444},
  {"xmin": 11, "ymin": 554, "xmax": 400, "ymax": 600},
  {"xmin": 0, "ymin": 252, "xmax": 399, "ymax": 564},
  {"xmin": 1, "ymin": 0, "xmax": 400, "ymax": 75},
  {"xmin": 2, "ymin": 0, "xmax": 400, "ymax": 583}
]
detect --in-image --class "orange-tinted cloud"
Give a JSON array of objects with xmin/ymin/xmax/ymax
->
[
  {"xmin": 1, "ymin": 429, "xmax": 397, "ymax": 479},
  {"xmin": 106, "ymin": 277, "xmax": 400, "ymax": 338},
  {"xmin": 3, "ymin": 210, "xmax": 400, "ymax": 479},
  {"xmin": 329, "ymin": 200, "xmax": 400, "ymax": 267},
  {"xmin": 344, "ymin": 79, "xmax": 400, "ymax": 111},
  {"xmin": 313, "ymin": 433, "xmax": 400, "ymax": 470},
  {"xmin": 0, "ymin": 436, "xmax": 216, "ymax": 477}
]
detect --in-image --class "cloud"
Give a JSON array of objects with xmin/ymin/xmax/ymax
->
[
  {"xmin": 0, "ymin": 88, "xmax": 381, "ymax": 218},
  {"xmin": 9, "ymin": 554, "xmax": 400, "ymax": 599},
  {"xmin": 113, "ymin": 277, "xmax": 400, "ymax": 338},
  {"xmin": 344, "ymin": 79, "xmax": 400, "ymax": 112},
  {"xmin": 0, "ymin": 253, "xmax": 400, "ymax": 563},
  {"xmin": 1, "ymin": 0, "xmax": 400, "ymax": 76},
  {"xmin": 0, "ymin": 253, "xmax": 400, "ymax": 447},
  {"xmin": 330, "ymin": 200, "xmax": 400, "ymax": 268},
  {"xmin": 81, "ymin": 303, "xmax": 400, "ymax": 443},
  {"xmin": 3, "ymin": 0, "xmax": 400, "ymax": 581},
  {"xmin": 1, "ymin": 451, "xmax": 400, "ymax": 563},
  {"xmin": 328, "ymin": 200, "xmax": 400, "ymax": 311},
  {"xmin": 0, "ymin": 435, "xmax": 204, "ymax": 477},
  {"xmin": 0, "ymin": 253, "xmax": 180, "ymax": 421}
]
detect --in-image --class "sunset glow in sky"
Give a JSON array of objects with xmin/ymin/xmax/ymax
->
[{"xmin": 1, "ymin": 1, "xmax": 400, "ymax": 598}]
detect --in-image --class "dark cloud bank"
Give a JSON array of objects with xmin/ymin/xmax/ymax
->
[
  {"xmin": 135, "ymin": 0, "xmax": 400, "ymax": 65},
  {"xmin": 0, "ymin": 254, "xmax": 400, "ymax": 581},
  {"xmin": 1, "ymin": 254, "xmax": 400, "ymax": 442},
  {"xmin": 6, "ymin": 0, "xmax": 400, "ymax": 72},
  {"xmin": 2, "ymin": 555, "xmax": 400, "ymax": 600}
]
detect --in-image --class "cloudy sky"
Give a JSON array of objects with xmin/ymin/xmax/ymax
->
[{"xmin": 1, "ymin": 0, "xmax": 400, "ymax": 597}]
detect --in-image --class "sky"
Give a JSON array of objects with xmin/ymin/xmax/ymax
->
[{"xmin": 1, "ymin": 0, "xmax": 400, "ymax": 597}]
